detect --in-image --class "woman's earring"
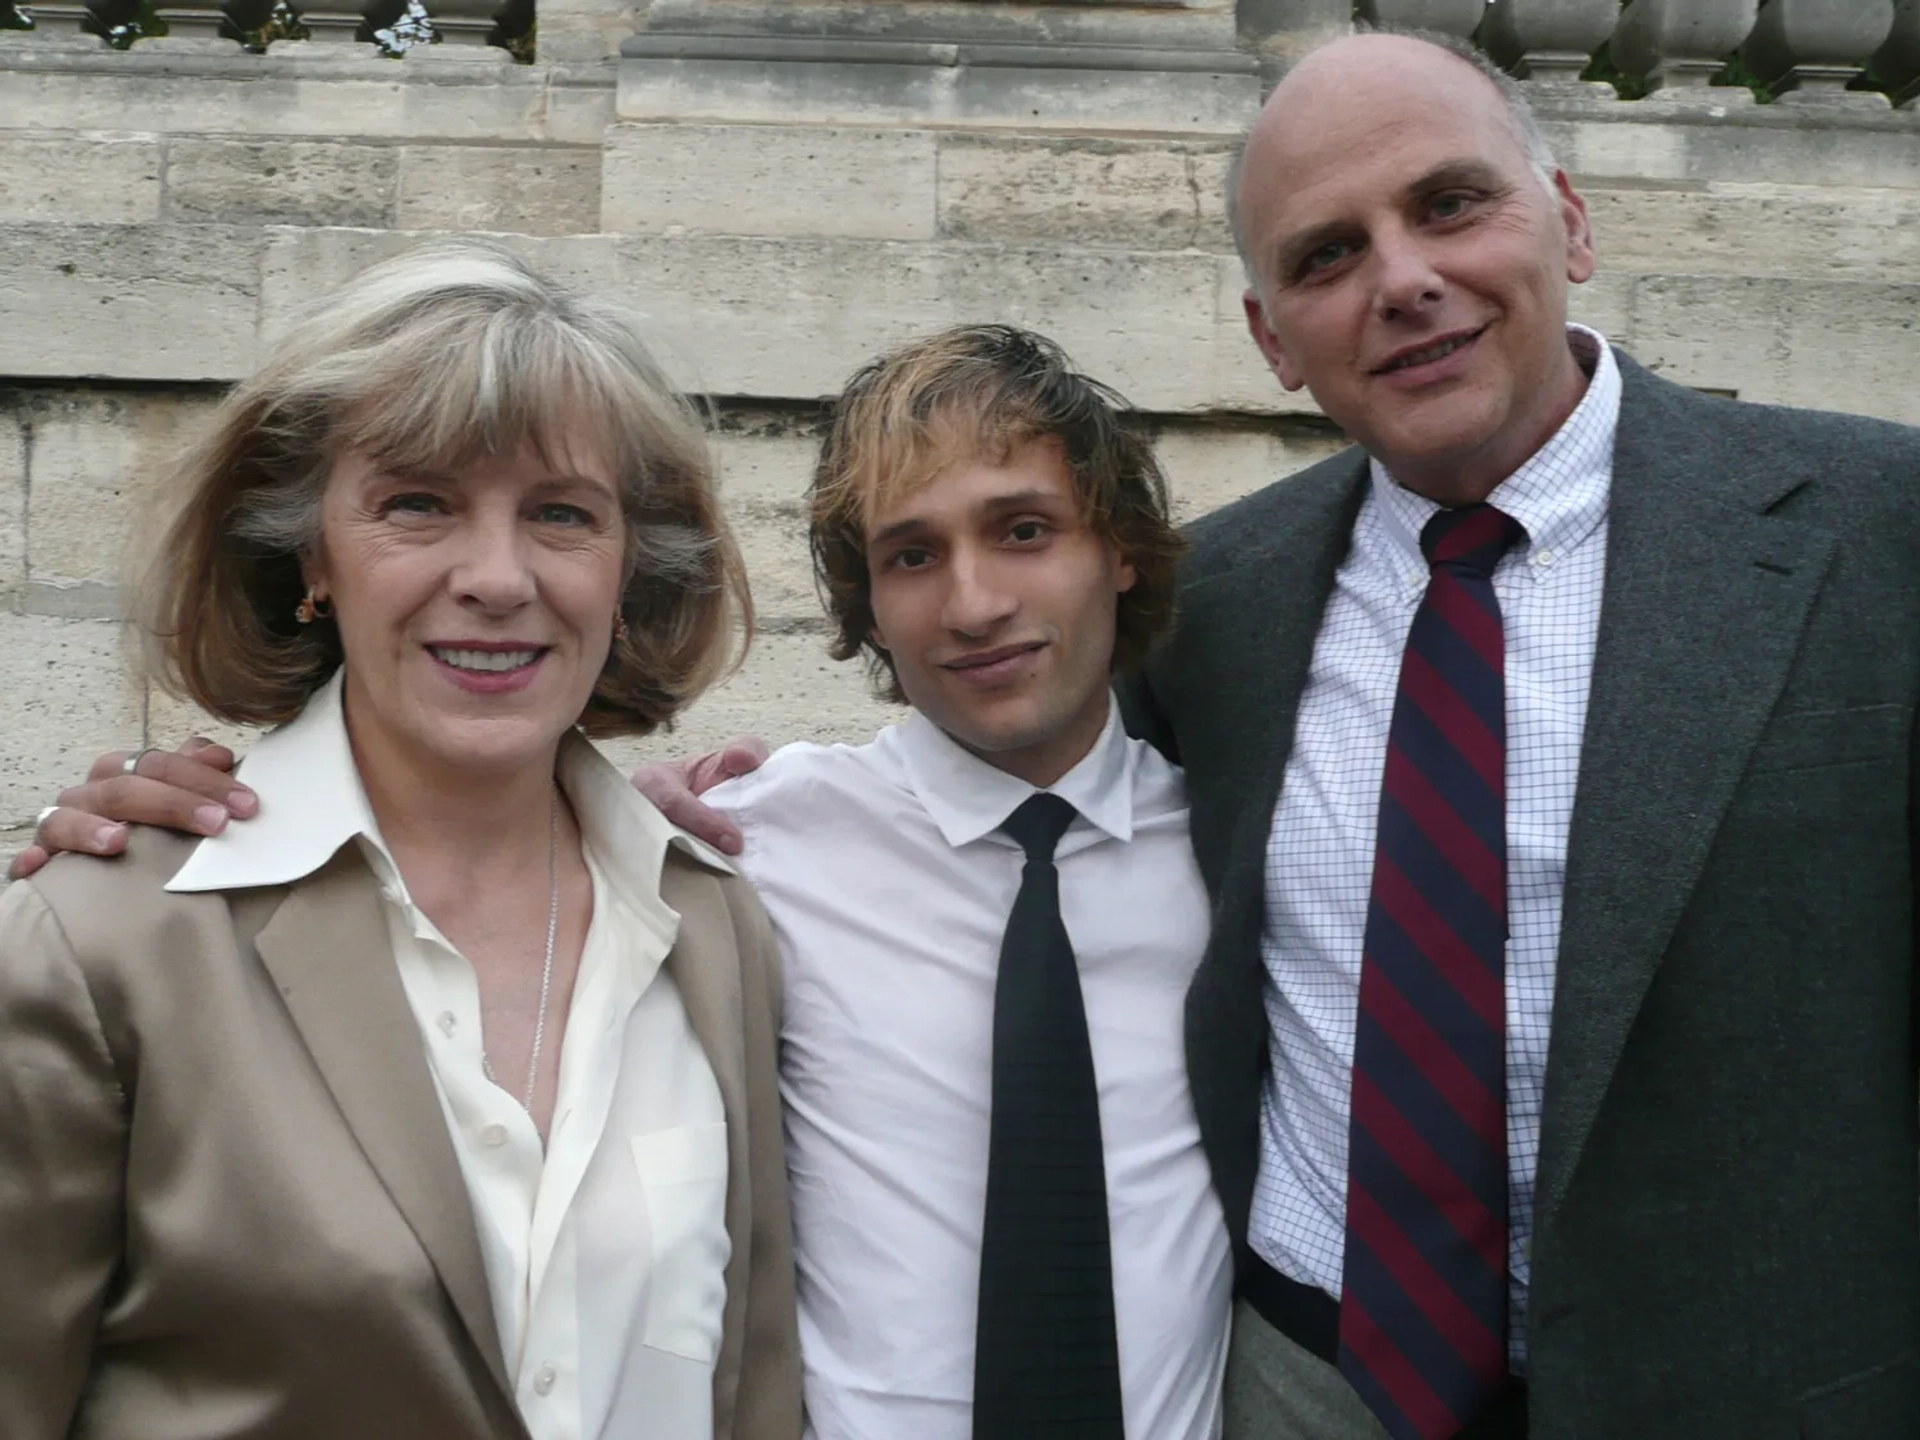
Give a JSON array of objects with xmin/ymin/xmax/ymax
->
[
  {"xmin": 295, "ymin": 587, "xmax": 333, "ymax": 624},
  {"xmin": 612, "ymin": 609, "xmax": 631, "ymax": 645}
]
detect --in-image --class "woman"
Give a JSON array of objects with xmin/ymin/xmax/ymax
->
[{"xmin": 0, "ymin": 242, "xmax": 800, "ymax": 1440}]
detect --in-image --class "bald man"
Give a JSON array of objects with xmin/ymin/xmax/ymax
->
[{"xmin": 1118, "ymin": 28, "xmax": 1920, "ymax": 1440}]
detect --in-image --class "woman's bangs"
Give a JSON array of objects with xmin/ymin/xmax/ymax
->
[{"xmin": 335, "ymin": 310, "xmax": 631, "ymax": 484}]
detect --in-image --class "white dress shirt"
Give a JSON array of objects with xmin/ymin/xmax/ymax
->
[
  {"xmin": 168, "ymin": 671, "xmax": 735, "ymax": 1440},
  {"xmin": 708, "ymin": 700, "xmax": 1232, "ymax": 1440},
  {"xmin": 1251, "ymin": 328, "xmax": 1621, "ymax": 1369}
]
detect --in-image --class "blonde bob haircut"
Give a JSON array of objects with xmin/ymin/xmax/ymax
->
[{"xmin": 138, "ymin": 239, "xmax": 750, "ymax": 738}]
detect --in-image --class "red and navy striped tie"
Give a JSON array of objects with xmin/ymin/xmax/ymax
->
[{"xmin": 1337, "ymin": 502, "xmax": 1524, "ymax": 1440}]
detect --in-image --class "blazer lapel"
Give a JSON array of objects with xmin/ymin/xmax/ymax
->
[
  {"xmin": 1534, "ymin": 360, "xmax": 1836, "ymax": 1223},
  {"xmin": 659, "ymin": 851, "xmax": 746, "ymax": 1119},
  {"xmin": 247, "ymin": 848, "xmax": 515, "ymax": 1404},
  {"xmin": 656, "ymin": 851, "xmax": 752, "ymax": 1423}
]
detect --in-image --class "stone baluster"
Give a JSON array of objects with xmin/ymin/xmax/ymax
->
[
  {"xmin": 17, "ymin": 0, "xmax": 104, "ymax": 34},
  {"xmin": 1740, "ymin": 0, "xmax": 1897, "ymax": 97},
  {"xmin": 1613, "ymin": 0, "xmax": 1761, "ymax": 90},
  {"xmin": 1355, "ymin": 0, "xmax": 1488, "ymax": 42},
  {"xmin": 146, "ymin": 0, "xmax": 273, "ymax": 44},
  {"xmin": 1482, "ymin": 0, "xmax": 1622, "ymax": 83},
  {"xmin": 1872, "ymin": 0, "xmax": 1920, "ymax": 106},
  {"xmin": 292, "ymin": 0, "xmax": 372, "ymax": 41},
  {"xmin": 152, "ymin": 2, "xmax": 228, "ymax": 36},
  {"xmin": 417, "ymin": 0, "xmax": 502, "ymax": 45}
]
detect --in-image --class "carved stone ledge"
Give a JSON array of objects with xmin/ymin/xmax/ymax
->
[{"xmin": 620, "ymin": 0, "xmax": 1261, "ymax": 134}]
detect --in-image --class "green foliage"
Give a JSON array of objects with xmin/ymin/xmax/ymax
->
[
  {"xmin": 235, "ymin": 0, "xmax": 310, "ymax": 47},
  {"xmin": 101, "ymin": 0, "xmax": 166, "ymax": 47}
]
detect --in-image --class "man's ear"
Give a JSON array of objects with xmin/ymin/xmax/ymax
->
[
  {"xmin": 1244, "ymin": 289, "xmax": 1306, "ymax": 392},
  {"xmin": 1554, "ymin": 170, "xmax": 1596, "ymax": 286}
]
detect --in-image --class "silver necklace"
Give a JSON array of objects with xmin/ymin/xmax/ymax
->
[{"xmin": 482, "ymin": 787, "xmax": 561, "ymax": 1115}]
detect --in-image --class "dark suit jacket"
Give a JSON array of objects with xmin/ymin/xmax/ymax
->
[{"xmin": 1122, "ymin": 354, "xmax": 1920, "ymax": 1438}]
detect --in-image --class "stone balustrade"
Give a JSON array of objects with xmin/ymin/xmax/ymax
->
[
  {"xmin": 1, "ymin": 0, "xmax": 532, "ymax": 52},
  {"xmin": 4, "ymin": 0, "xmax": 1912, "ymax": 106},
  {"xmin": 1336, "ymin": 0, "xmax": 1909, "ymax": 104}
]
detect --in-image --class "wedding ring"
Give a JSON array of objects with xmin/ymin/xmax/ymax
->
[
  {"xmin": 33, "ymin": 805, "xmax": 59, "ymax": 837},
  {"xmin": 121, "ymin": 747, "xmax": 158, "ymax": 778}
]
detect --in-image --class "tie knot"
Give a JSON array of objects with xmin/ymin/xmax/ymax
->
[
  {"xmin": 1420, "ymin": 503, "xmax": 1526, "ymax": 581},
  {"xmin": 1001, "ymin": 793, "xmax": 1077, "ymax": 863}
]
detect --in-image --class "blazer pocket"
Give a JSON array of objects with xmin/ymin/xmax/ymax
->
[
  {"xmin": 1744, "ymin": 703, "xmax": 1912, "ymax": 776},
  {"xmin": 1798, "ymin": 1349, "xmax": 1920, "ymax": 1439},
  {"xmin": 631, "ymin": 1122, "xmax": 732, "ymax": 1364}
]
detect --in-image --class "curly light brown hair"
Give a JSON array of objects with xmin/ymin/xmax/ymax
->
[
  {"xmin": 137, "ymin": 240, "xmax": 750, "ymax": 739},
  {"xmin": 810, "ymin": 324, "xmax": 1185, "ymax": 704}
]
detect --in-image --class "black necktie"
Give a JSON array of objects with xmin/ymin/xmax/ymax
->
[{"xmin": 973, "ymin": 793, "xmax": 1124, "ymax": 1439}]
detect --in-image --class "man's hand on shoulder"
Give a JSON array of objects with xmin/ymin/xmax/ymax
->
[
  {"xmin": 8, "ymin": 741, "xmax": 257, "ymax": 881},
  {"xmin": 631, "ymin": 737, "xmax": 771, "ymax": 856}
]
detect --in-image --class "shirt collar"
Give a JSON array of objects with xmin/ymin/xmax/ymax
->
[
  {"xmin": 1369, "ymin": 325, "xmax": 1620, "ymax": 591},
  {"xmin": 890, "ymin": 695, "xmax": 1136, "ymax": 851},
  {"xmin": 165, "ymin": 669, "xmax": 733, "ymax": 918}
]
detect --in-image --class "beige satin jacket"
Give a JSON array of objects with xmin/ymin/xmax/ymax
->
[{"xmin": 0, "ymin": 828, "xmax": 801, "ymax": 1440}]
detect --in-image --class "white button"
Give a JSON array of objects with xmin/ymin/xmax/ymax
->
[
  {"xmin": 481, "ymin": 1124, "xmax": 508, "ymax": 1148},
  {"xmin": 533, "ymin": 1365, "xmax": 556, "ymax": 1396},
  {"xmin": 437, "ymin": 1011, "xmax": 457, "ymax": 1037},
  {"xmin": 1531, "ymin": 547, "xmax": 1556, "ymax": 568}
]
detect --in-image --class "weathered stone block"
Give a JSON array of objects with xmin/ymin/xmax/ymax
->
[
  {"xmin": 0, "ymin": 224, "xmax": 261, "ymax": 381},
  {"xmin": 599, "ymin": 626, "xmax": 894, "ymax": 773},
  {"xmin": 936, "ymin": 134, "xmax": 1234, "ymax": 250},
  {"xmin": 714, "ymin": 430, "xmax": 824, "ymax": 622},
  {"xmin": 0, "ymin": 408, "xmax": 24, "ymax": 606},
  {"xmin": 0, "ymin": 53, "xmax": 588, "ymax": 145},
  {"xmin": 22, "ymin": 388, "xmax": 222, "ymax": 612},
  {"xmin": 606, "ymin": 233, "xmax": 1276, "ymax": 413},
  {"xmin": 545, "ymin": 67, "xmax": 626, "ymax": 146},
  {"xmin": 256, "ymin": 227, "xmax": 1278, "ymax": 412},
  {"xmin": 254, "ymin": 228, "xmax": 627, "ymax": 349},
  {"xmin": 1618, "ymin": 272, "xmax": 1798, "ymax": 401},
  {"xmin": 0, "ymin": 133, "xmax": 163, "ymax": 224},
  {"xmin": 602, "ymin": 124, "xmax": 937, "ymax": 240},
  {"xmin": 1587, "ymin": 183, "xmax": 1920, "ymax": 283},
  {"xmin": 165, "ymin": 138, "xmax": 398, "ymax": 227},
  {"xmin": 537, "ymin": 0, "xmax": 648, "ymax": 63},
  {"xmin": 1536, "ymin": 95, "xmax": 1920, "ymax": 189},
  {"xmin": 0, "ymin": 612, "xmax": 145, "ymax": 830},
  {"xmin": 1153, "ymin": 421, "xmax": 1351, "ymax": 521},
  {"xmin": 1771, "ymin": 278, "xmax": 1920, "ymax": 425},
  {"xmin": 1564, "ymin": 269, "xmax": 1636, "ymax": 345},
  {"xmin": 144, "ymin": 680, "xmax": 261, "ymax": 758},
  {"xmin": 619, "ymin": 53, "xmax": 1257, "ymax": 136},
  {"xmin": 396, "ymin": 144, "xmax": 601, "ymax": 236}
]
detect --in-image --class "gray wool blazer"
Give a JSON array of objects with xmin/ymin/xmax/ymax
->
[{"xmin": 1123, "ymin": 352, "xmax": 1920, "ymax": 1439}]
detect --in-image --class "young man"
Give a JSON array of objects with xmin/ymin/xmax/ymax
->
[{"xmin": 22, "ymin": 325, "xmax": 1233, "ymax": 1439}]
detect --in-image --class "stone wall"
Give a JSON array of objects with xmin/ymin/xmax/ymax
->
[{"xmin": 2, "ymin": 1, "xmax": 1918, "ymax": 855}]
